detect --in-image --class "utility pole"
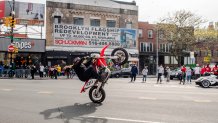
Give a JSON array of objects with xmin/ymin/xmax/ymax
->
[
  {"xmin": 156, "ymin": 29, "xmax": 159, "ymax": 75},
  {"xmin": 10, "ymin": 0, "xmax": 15, "ymax": 65}
]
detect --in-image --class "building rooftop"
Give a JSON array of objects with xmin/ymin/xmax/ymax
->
[{"xmin": 47, "ymin": 0, "xmax": 138, "ymax": 11}]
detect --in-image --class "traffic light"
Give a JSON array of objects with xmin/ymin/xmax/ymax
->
[
  {"xmin": 10, "ymin": 18, "xmax": 16, "ymax": 28},
  {"xmin": 14, "ymin": 46, "xmax": 18, "ymax": 53},
  {"xmin": 3, "ymin": 17, "xmax": 11, "ymax": 27}
]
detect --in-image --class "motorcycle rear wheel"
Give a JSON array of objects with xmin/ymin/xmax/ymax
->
[{"xmin": 89, "ymin": 86, "xmax": 106, "ymax": 103}]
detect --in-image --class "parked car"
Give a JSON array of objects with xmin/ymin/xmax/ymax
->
[
  {"xmin": 170, "ymin": 69, "xmax": 181, "ymax": 80},
  {"xmin": 111, "ymin": 68, "xmax": 131, "ymax": 78}
]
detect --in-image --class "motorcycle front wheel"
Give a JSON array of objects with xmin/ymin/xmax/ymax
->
[
  {"xmin": 89, "ymin": 86, "xmax": 106, "ymax": 103},
  {"xmin": 111, "ymin": 47, "xmax": 128, "ymax": 65}
]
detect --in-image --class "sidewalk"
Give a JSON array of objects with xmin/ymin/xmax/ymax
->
[
  {"xmin": 137, "ymin": 75, "xmax": 156, "ymax": 78},
  {"xmin": 0, "ymin": 75, "xmax": 157, "ymax": 80}
]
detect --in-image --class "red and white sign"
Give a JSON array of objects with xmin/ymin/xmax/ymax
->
[{"xmin": 8, "ymin": 45, "xmax": 14, "ymax": 52}]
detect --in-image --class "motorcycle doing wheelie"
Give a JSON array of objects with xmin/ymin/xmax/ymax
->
[{"xmin": 78, "ymin": 45, "xmax": 128, "ymax": 103}]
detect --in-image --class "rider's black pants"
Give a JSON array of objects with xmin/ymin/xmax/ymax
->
[{"xmin": 82, "ymin": 66, "xmax": 100, "ymax": 81}]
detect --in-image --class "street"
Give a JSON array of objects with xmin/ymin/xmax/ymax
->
[{"xmin": 0, "ymin": 77, "xmax": 218, "ymax": 123}]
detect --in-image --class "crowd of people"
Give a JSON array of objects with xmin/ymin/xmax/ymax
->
[
  {"xmin": 0, "ymin": 63, "xmax": 76, "ymax": 79},
  {"xmin": 154, "ymin": 63, "xmax": 218, "ymax": 85},
  {"xmin": 179, "ymin": 64, "xmax": 218, "ymax": 84}
]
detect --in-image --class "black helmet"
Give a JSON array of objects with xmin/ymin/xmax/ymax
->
[{"xmin": 73, "ymin": 57, "xmax": 81, "ymax": 64}]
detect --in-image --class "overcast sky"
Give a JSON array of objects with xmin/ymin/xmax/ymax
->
[{"xmin": 10, "ymin": 0, "xmax": 218, "ymax": 24}]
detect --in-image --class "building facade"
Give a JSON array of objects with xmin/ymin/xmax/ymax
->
[
  {"xmin": 138, "ymin": 22, "xmax": 178, "ymax": 74},
  {"xmin": 46, "ymin": 0, "xmax": 139, "ymax": 66}
]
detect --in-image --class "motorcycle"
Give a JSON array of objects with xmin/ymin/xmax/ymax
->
[
  {"xmin": 195, "ymin": 72, "xmax": 218, "ymax": 88},
  {"xmin": 79, "ymin": 45, "xmax": 128, "ymax": 103}
]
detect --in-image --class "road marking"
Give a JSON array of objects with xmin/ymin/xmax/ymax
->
[
  {"xmin": 193, "ymin": 100, "xmax": 212, "ymax": 103},
  {"xmin": 1, "ymin": 89, "xmax": 13, "ymax": 91},
  {"xmin": 37, "ymin": 91, "xmax": 53, "ymax": 95},
  {"xmin": 139, "ymin": 97, "xmax": 157, "ymax": 100},
  {"xmin": 87, "ymin": 116, "xmax": 163, "ymax": 123}
]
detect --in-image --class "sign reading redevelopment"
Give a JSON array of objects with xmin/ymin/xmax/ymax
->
[{"xmin": 53, "ymin": 24, "xmax": 137, "ymax": 48}]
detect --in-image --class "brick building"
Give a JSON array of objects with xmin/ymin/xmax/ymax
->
[
  {"xmin": 194, "ymin": 41, "xmax": 218, "ymax": 66},
  {"xmin": 45, "ymin": 0, "xmax": 139, "ymax": 66},
  {"xmin": 138, "ymin": 22, "xmax": 179, "ymax": 74}
]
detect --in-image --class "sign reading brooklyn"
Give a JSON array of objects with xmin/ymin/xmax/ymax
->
[{"xmin": 53, "ymin": 24, "xmax": 137, "ymax": 48}]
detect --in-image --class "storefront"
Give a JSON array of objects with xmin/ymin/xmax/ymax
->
[{"xmin": 0, "ymin": 38, "xmax": 46, "ymax": 66}]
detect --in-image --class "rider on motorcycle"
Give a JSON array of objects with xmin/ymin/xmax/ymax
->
[{"xmin": 72, "ymin": 54, "xmax": 104, "ymax": 82}]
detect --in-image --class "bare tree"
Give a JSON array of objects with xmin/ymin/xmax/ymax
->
[{"xmin": 157, "ymin": 10, "xmax": 206, "ymax": 66}]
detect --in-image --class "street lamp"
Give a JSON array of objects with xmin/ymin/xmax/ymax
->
[{"xmin": 156, "ymin": 29, "xmax": 159, "ymax": 75}]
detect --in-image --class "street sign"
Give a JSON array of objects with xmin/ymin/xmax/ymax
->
[
  {"xmin": 8, "ymin": 45, "xmax": 14, "ymax": 52},
  {"xmin": 204, "ymin": 56, "xmax": 211, "ymax": 62}
]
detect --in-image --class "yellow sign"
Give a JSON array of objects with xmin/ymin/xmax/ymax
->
[{"xmin": 204, "ymin": 56, "xmax": 211, "ymax": 62}]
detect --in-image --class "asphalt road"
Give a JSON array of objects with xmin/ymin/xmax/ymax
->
[{"xmin": 0, "ymin": 77, "xmax": 218, "ymax": 123}]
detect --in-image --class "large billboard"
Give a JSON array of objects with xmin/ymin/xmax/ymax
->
[
  {"xmin": 16, "ymin": 2, "xmax": 44, "ymax": 20},
  {"xmin": 3, "ymin": 1, "xmax": 45, "ymax": 25},
  {"xmin": 53, "ymin": 24, "xmax": 137, "ymax": 48}
]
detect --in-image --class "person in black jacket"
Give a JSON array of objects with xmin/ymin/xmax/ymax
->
[
  {"xmin": 30, "ymin": 65, "xmax": 36, "ymax": 79},
  {"xmin": 130, "ymin": 64, "xmax": 138, "ymax": 82}
]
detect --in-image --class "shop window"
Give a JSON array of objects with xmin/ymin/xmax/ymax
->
[
  {"xmin": 90, "ymin": 19, "xmax": 100, "ymax": 27},
  {"xmin": 107, "ymin": 20, "xmax": 116, "ymax": 27},
  {"xmin": 73, "ymin": 17, "xmax": 84, "ymax": 25},
  {"xmin": 164, "ymin": 56, "xmax": 170, "ymax": 64}
]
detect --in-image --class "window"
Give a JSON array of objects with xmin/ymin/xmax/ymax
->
[
  {"xmin": 139, "ymin": 29, "xmax": 143, "ymax": 38},
  {"xmin": 166, "ymin": 43, "xmax": 170, "ymax": 52},
  {"xmin": 140, "ymin": 42, "xmax": 153, "ymax": 52},
  {"xmin": 158, "ymin": 30, "xmax": 164, "ymax": 39},
  {"xmin": 73, "ymin": 17, "xmax": 84, "ymax": 25},
  {"xmin": 107, "ymin": 20, "xmax": 116, "ymax": 27},
  {"xmin": 160, "ymin": 44, "xmax": 163, "ymax": 52},
  {"xmin": 126, "ymin": 22, "xmax": 132, "ymax": 29},
  {"xmin": 149, "ymin": 43, "xmax": 153, "ymax": 52},
  {"xmin": 90, "ymin": 19, "xmax": 100, "ymax": 27},
  {"xmin": 160, "ymin": 43, "xmax": 170, "ymax": 52},
  {"xmin": 164, "ymin": 56, "xmax": 170, "ymax": 64},
  {"xmin": 54, "ymin": 16, "xmax": 61, "ymax": 24},
  {"xmin": 148, "ymin": 30, "xmax": 153, "ymax": 38},
  {"xmin": 171, "ymin": 56, "xmax": 178, "ymax": 64}
]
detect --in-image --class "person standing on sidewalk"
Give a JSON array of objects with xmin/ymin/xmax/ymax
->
[
  {"xmin": 166, "ymin": 66, "xmax": 171, "ymax": 82},
  {"xmin": 212, "ymin": 64, "xmax": 218, "ymax": 76},
  {"xmin": 130, "ymin": 64, "xmax": 138, "ymax": 82},
  {"xmin": 0, "ymin": 63, "xmax": 3, "ymax": 77},
  {"xmin": 180, "ymin": 65, "xmax": 186, "ymax": 84},
  {"xmin": 194, "ymin": 64, "xmax": 201, "ymax": 79},
  {"xmin": 39, "ymin": 64, "xmax": 45, "ymax": 78},
  {"xmin": 142, "ymin": 66, "xmax": 148, "ymax": 82},
  {"xmin": 157, "ymin": 64, "xmax": 164, "ymax": 84},
  {"xmin": 186, "ymin": 67, "xmax": 192, "ymax": 84},
  {"xmin": 30, "ymin": 65, "xmax": 36, "ymax": 79}
]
